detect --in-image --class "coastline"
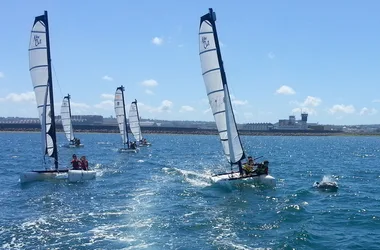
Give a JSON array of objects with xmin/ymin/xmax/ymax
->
[{"xmin": 0, "ymin": 126, "xmax": 378, "ymax": 136}]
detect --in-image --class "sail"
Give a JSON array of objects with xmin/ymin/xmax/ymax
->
[
  {"xmin": 199, "ymin": 9, "xmax": 244, "ymax": 164},
  {"xmin": 129, "ymin": 100, "xmax": 142, "ymax": 141},
  {"xmin": 114, "ymin": 87, "xmax": 128, "ymax": 145},
  {"xmin": 60, "ymin": 95, "xmax": 74, "ymax": 142},
  {"xmin": 29, "ymin": 11, "xmax": 58, "ymax": 164}
]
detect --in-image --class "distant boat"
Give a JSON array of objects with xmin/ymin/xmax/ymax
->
[
  {"xmin": 129, "ymin": 99, "xmax": 151, "ymax": 147},
  {"xmin": 20, "ymin": 11, "xmax": 95, "ymax": 183},
  {"xmin": 60, "ymin": 94, "xmax": 84, "ymax": 148},
  {"xmin": 114, "ymin": 86, "xmax": 138, "ymax": 153},
  {"xmin": 199, "ymin": 8, "xmax": 275, "ymax": 186}
]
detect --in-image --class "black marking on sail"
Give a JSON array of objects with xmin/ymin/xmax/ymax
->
[
  {"xmin": 202, "ymin": 68, "xmax": 220, "ymax": 76},
  {"xmin": 199, "ymin": 48, "xmax": 216, "ymax": 55},
  {"xmin": 213, "ymin": 110, "xmax": 225, "ymax": 116},
  {"xmin": 207, "ymin": 89, "xmax": 224, "ymax": 96}
]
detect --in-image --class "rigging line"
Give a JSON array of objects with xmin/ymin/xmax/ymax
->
[{"xmin": 51, "ymin": 62, "xmax": 63, "ymax": 99}]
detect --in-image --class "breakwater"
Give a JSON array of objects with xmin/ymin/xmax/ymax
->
[{"xmin": 0, "ymin": 123, "xmax": 351, "ymax": 136}]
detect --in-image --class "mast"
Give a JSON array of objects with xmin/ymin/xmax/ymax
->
[
  {"xmin": 120, "ymin": 85, "xmax": 130, "ymax": 148},
  {"xmin": 66, "ymin": 94, "xmax": 72, "ymax": 123},
  {"xmin": 134, "ymin": 99, "xmax": 142, "ymax": 140},
  {"xmin": 202, "ymin": 8, "xmax": 245, "ymax": 174},
  {"xmin": 66, "ymin": 93, "xmax": 74, "ymax": 140},
  {"xmin": 43, "ymin": 11, "xmax": 59, "ymax": 170}
]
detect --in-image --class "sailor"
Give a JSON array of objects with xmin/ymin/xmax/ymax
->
[
  {"xmin": 71, "ymin": 154, "xmax": 81, "ymax": 170},
  {"xmin": 130, "ymin": 141, "xmax": 137, "ymax": 149},
  {"xmin": 255, "ymin": 160, "xmax": 269, "ymax": 175},
  {"xmin": 80, "ymin": 156, "xmax": 88, "ymax": 170},
  {"xmin": 243, "ymin": 156, "xmax": 254, "ymax": 175}
]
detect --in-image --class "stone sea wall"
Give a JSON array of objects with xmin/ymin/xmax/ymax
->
[{"xmin": 0, "ymin": 123, "xmax": 360, "ymax": 136}]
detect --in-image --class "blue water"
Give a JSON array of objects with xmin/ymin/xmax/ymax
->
[{"xmin": 1, "ymin": 132, "xmax": 380, "ymax": 249}]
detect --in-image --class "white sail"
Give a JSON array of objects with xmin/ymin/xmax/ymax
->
[
  {"xmin": 199, "ymin": 10, "xmax": 244, "ymax": 164},
  {"xmin": 60, "ymin": 96, "xmax": 74, "ymax": 142},
  {"xmin": 129, "ymin": 101, "xmax": 142, "ymax": 141},
  {"xmin": 29, "ymin": 14, "xmax": 55, "ymax": 158},
  {"xmin": 114, "ymin": 88, "xmax": 128, "ymax": 144}
]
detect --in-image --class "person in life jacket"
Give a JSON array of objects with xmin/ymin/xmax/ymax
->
[
  {"xmin": 80, "ymin": 156, "xmax": 89, "ymax": 170},
  {"xmin": 243, "ymin": 156, "xmax": 255, "ymax": 175},
  {"xmin": 71, "ymin": 154, "xmax": 81, "ymax": 170},
  {"xmin": 254, "ymin": 160, "xmax": 269, "ymax": 175}
]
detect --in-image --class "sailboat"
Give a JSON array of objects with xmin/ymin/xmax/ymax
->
[
  {"xmin": 199, "ymin": 8, "xmax": 275, "ymax": 186},
  {"xmin": 61, "ymin": 94, "xmax": 84, "ymax": 148},
  {"xmin": 20, "ymin": 11, "xmax": 95, "ymax": 183},
  {"xmin": 129, "ymin": 99, "xmax": 151, "ymax": 147},
  {"xmin": 114, "ymin": 86, "xmax": 138, "ymax": 153}
]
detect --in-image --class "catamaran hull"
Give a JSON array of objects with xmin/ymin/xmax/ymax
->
[
  {"xmin": 210, "ymin": 172, "xmax": 276, "ymax": 187},
  {"xmin": 138, "ymin": 143, "xmax": 151, "ymax": 147},
  {"xmin": 68, "ymin": 170, "xmax": 96, "ymax": 182},
  {"xmin": 118, "ymin": 148, "xmax": 138, "ymax": 153},
  {"xmin": 20, "ymin": 170, "xmax": 96, "ymax": 183},
  {"xmin": 19, "ymin": 170, "xmax": 69, "ymax": 183},
  {"xmin": 68, "ymin": 144, "xmax": 84, "ymax": 148}
]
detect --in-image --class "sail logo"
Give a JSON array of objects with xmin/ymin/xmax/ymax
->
[
  {"xmin": 34, "ymin": 35, "xmax": 42, "ymax": 47},
  {"xmin": 202, "ymin": 37, "xmax": 210, "ymax": 49}
]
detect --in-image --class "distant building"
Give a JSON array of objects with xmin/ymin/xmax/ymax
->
[
  {"xmin": 242, "ymin": 123, "xmax": 273, "ymax": 131},
  {"xmin": 273, "ymin": 113, "xmax": 309, "ymax": 130}
]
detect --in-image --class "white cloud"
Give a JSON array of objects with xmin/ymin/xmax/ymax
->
[
  {"xmin": 359, "ymin": 107, "xmax": 378, "ymax": 116},
  {"xmin": 141, "ymin": 79, "xmax": 158, "ymax": 87},
  {"xmin": 232, "ymin": 99, "xmax": 248, "ymax": 106},
  {"xmin": 230, "ymin": 94, "xmax": 248, "ymax": 106},
  {"xmin": 292, "ymin": 107, "xmax": 317, "ymax": 115},
  {"xmin": 178, "ymin": 44, "xmax": 184, "ymax": 48},
  {"xmin": 152, "ymin": 37, "xmax": 163, "ymax": 45},
  {"xmin": 100, "ymin": 93, "xmax": 114, "ymax": 100},
  {"xmin": 145, "ymin": 89, "xmax": 154, "ymax": 95},
  {"xmin": 180, "ymin": 105, "xmax": 194, "ymax": 112},
  {"xmin": 275, "ymin": 85, "xmax": 296, "ymax": 95},
  {"xmin": 329, "ymin": 104, "xmax": 355, "ymax": 114},
  {"xmin": 0, "ymin": 92, "xmax": 35, "ymax": 103},
  {"xmin": 102, "ymin": 75, "xmax": 113, "ymax": 81},
  {"xmin": 302, "ymin": 96, "xmax": 322, "ymax": 107},
  {"xmin": 70, "ymin": 102, "xmax": 91, "ymax": 114},
  {"xmin": 268, "ymin": 52, "xmax": 275, "ymax": 59},
  {"xmin": 372, "ymin": 99, "xmax": 380, "ymax": 103},
  {"xmin": 138, "ymin": 100, "xmax": 173, "ymax": 113},
  {"xmin": 203, "ymin": 108, "xmax": 211, "ymax": 114},
  {"xmin": 0, "ymin": 72, "xmax": 4, "ymax": 78},
  {"xmin": 158, "ymin": 100, "xmax": 172, "ymax": 112},
  {"xmin": 94, "ymin": 100, "xmax": 113, "ymax": 110}
]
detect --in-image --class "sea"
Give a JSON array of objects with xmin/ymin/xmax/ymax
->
[{"xmin": 1, "ymin": 132, "xmax": 379, "ymax": 250}]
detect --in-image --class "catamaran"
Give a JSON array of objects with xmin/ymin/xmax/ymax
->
[
  {"xmin": 114, "ymin": 86, "xmax": 138, "ymax": 153},
  {"xmin": 20, "ymin": 11, "xmax": 96, "ymax": 183},
  {"xmin": 199, "ymin": 8, "xmax": 275, "ymax": 186},
  {"xmin": 129, "ymin": 99, "xmax": 151, "ymax": 147},
  {"xmin": 61, "ymin": 94, "xmax": 83, "ymax": 148}
]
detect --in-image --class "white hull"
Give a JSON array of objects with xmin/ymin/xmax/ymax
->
[
  {"xmin": 20, "ymin": 170, "xmax": 68, "ymax": 183},
  {"xmin": 118, "ymin": 148, "xmax": 139, "ymax": 153},
  {"xmin": 68, "ymin": 170, "xmax": 96, "ymax": 182},
  {"xmin": 20, "ymin": 169, "xmax": 95, "ymax": 183},
  {"xmin": 67, "ymin": 143, "xmax": 84, "ymax": 148},
  {"xmin": 138, "ymin": 143, "xmax": 151, "ymax": 147},
  {"xmin": 210, "ymin": 172, "xmax": 276, "ymax": 187}
]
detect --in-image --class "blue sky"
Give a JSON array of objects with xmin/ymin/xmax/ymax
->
[{"xmin": 1, "ymin": 1, "xmax": 380, "ymax": 125}]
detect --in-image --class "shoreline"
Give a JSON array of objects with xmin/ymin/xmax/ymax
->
[{"xmin": 0, "ymin": 128, "xmax": 379, "ymax": 136}]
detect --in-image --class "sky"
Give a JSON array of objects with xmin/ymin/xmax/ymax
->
[{"xmin": 1, "ymin": 1, "xmax": 380, "ymax": 125}]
